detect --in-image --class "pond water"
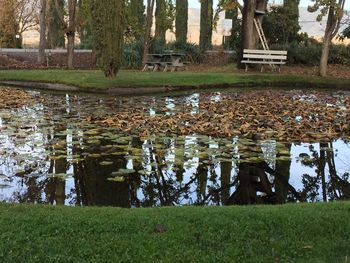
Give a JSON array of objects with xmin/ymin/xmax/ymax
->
[{"xmin": 0, "ymin": 87, "xmax": 350, "ymax": 207}]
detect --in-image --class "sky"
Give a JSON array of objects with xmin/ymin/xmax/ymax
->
[{"xmin": 187, "ymin": 0, "xmax": 350, "ymax": 10}]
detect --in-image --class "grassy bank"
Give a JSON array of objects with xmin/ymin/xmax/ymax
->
[
  {"xmin": 1, "ymin": 69, "xmax": 350, "ymax": 90},
  {"xmin": 0, "ymin": 202, "xmax": 349, "ymax": 262}
]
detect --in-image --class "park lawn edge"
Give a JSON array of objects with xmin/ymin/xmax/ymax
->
[
  {"xmin": 0, "ymin": 201, "xmax": 350, "ymax": 262},
  {"xmin": 0, "ymin": 69, "xmax": 350, "ymax": 95}
]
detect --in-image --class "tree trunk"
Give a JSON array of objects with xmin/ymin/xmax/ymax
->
[
  {"xmin": 67, "ymin": 33, "xmax": 75, "ymax": 68},
  {"xmin": 142, "ymin": 0, "xmax": 155, "ymax": 64},
  {"xmin": 319, "ymin": 7, "xmax": 336, "ymax": 77},
  {"xmin": 38, "ymin": 0, "xmax": 47, "ymax": 64},
  {"xmin": 319, "ymin": 32, "xmax": 331, "ymax": 76},
  {"xmin": 175, "ymin": 0, "xmax": 188, "ymax": 44},
  {"xmin": 155, "ymin": 0, "xmax": 167, "ymax": 45},
  {"xmin": 67, "ymin": 0, "xmax": 76, "ymax": 69},
  {"xmin": 199, "ymin": 0, "xmax": 213, "ymax": 52},
  {"xmin": 241, "ymin": 0, "xmax": 256, "ymax": 49},
  {"xmin": 238, "ymin": 0, "xmax": 267, "ymax": 68}
]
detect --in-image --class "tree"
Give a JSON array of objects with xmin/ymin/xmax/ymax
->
[
  {"xmin": 54, "ymin": 0, "xmax": 77, "ymax": 69},
  {"xmin": 38, "ymin": 0, "xmax": 47, "ymax": 64},
  {"xmin": 214, "ymin": 0, "xmax": 242, "ymax": 51},
  {"xmin": 262, "ymin": 1, "xmax": 301, "ymax": 45},
  {"xmin": 142, "ymin": 0, "xmax": 155, "ymax": 63},
  {"xmin": 125, "ymin": 0, "xmax": 145, "ymax": 41},
  {"xmin": 0, "ymin": 0, "xmax": 18, "ymax": 47},
  {"xmin": 237, "ymin": 0, "xmax": 267, "ymax": 67},
  {"xmin": 308, "ymin": 0, "xmax": 346, "ymax": 76},
  {"xmin": 175, "ymin": 0, "xmax": 188, "ymax": 44},
  {"xmin": 16, "ymin": 0, "xmax": 40, "ymax": 43},
  {"xmin": 155, "ymin": 0, "xmax": 174, "ymax": 47},
  {"xmin": 76, "ymin": 0, "xmax": 93, "ymax": 48},
  {"xmin": 91, "ymin": 0, "xmax": 125, "ymax": 77},
  {"xmin": 47, "ymin": 0, "xmax": 65, "ymax": 48},
  {"xmin": 0, "ymin": 0, "xmax": 39, "ymax": 48},
  {"xmin": 199, "ymin": 0, "xmax": 213, "ymax": 52}
]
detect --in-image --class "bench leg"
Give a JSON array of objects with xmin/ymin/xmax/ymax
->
[
  {"xmin": 153, "ymin": 64, "xmax": 158, "ymax": 72},
  {"xmin": 245, "ymin": 64, "xmax": 248, "ymax": 72},
  {"xmin": 163, "ymin": 64, "xmax": 168, "ymax": 72},
  {"xmin": 260, "ymin": 65, "xmax": 264, "ymax": 72},
  {"xmin": 142, "ymin": 64, "xmax": 148, "ymax": 72}
]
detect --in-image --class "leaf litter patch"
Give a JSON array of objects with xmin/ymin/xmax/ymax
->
[
  {"xmin": 94, "ymin": 90, "xmax": 350, "ymax": 142},
  {"xmin": 0, "ymin": 87, "xmax": 43, "ymax": 108}
]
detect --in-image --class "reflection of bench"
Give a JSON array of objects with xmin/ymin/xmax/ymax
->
[{"xmin": 241, "ymin": 49, "xmax": 287, "ymax": 72}]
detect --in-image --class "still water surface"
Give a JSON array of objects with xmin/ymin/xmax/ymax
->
[{"xmin": 0, "ymin": 88, "xmax": 349, "ymax": 207}]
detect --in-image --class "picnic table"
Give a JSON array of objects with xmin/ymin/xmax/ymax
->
[{"xmin": 142, "ymin": 52, "xmax": 189, "ymax": 72}]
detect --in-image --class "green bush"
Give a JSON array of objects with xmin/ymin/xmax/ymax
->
[
  {"xmin": 123, "ymin": 40, "xmax": 143, "ymax": 69},
  {"xmin": 269, "ymin": 43, "xmax": 350, "ymax": 66},
  {"xmin": 121, "ymin": 40, "xmax": 201, "ymax": 69}
]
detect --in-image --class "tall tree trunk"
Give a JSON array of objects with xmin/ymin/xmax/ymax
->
[
  {"xmin": 319, "ymin": 0, "xmax": 345, "ymax": 76},
  {"xmin": 199, "ymin": 0, "xmax": 213, "ymax": 52},
  {"xmin": 175, "ymin": 0, "xmax": 188, "ymax": 44},
  {"xmin": 155, "ymin": 0, "xmax": 167, "ymax": 45},
  {"xmin": 319, "ymin": 7, "xmax": 335, "ymax": 77},
  {"xmin": 54, "ymin": 0, "xmax": 77, "ymax": 69},
  {"xmin": 67, "ymin": 0, "xmax": 76, "ymax": 69},
  {"xmin": 142, "ymin": 0, "xmax": 155, "ymax": 64},
  {"xmin": 238, "ymin": 0, "xmax": 267, "ymax": 68},
  {"xmin": 319, "ymin": 32, "xmax": 332, "ymax": 76},
  {"xmin": 38, "ymin": 0, "xmax": 47, "ymax": 64}
]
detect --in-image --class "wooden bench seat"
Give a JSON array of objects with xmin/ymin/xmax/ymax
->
[{"xmin": 241, "ymin": 49, "xmax": 287, "ymax": 72}]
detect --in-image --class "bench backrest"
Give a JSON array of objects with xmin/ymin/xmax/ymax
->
[{"xmin": 243, "ymin": 49, "xmax": 287, "ymax": 60}]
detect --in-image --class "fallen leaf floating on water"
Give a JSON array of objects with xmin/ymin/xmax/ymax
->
[
  {"xmin": 93, "ymin": 90, "xmax": 350, "ymax": 142},
  {"xmin": 0, "ymin": 87, "xmax": 43, "ymax": 108}
]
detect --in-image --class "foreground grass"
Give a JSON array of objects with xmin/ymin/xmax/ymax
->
[
  {"xmin": 0, "ymin": 69, "xmax": 350, "ymax": 90},
  {"xmin": 0, "ymin": 202, "xmax": 349, "ymax": 262}
]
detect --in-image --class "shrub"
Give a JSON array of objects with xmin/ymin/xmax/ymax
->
[
  {"xmin": 269, "ymin": 43, "xmax": 350, "ymax": 66},
  {"xmin": 121, "ymin": 40, "xmax": 201, "ymax": 69}
]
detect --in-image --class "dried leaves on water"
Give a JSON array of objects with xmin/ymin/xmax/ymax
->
[
  {"xmin": 95, "ymin": 90, "xmax": 350, "ymax": 142},
  {"xmin": 0, "ymin": 87, "xmax": 41, "ymax": 108}
]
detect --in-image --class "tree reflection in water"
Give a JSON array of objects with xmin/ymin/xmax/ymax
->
[
  {"xmin": 1, "ymin": 91, "xmax": 350, "ymax": 207},
  {"xmin": 11, "ymin": 135, "xmax": 349, "ymax": 207}
]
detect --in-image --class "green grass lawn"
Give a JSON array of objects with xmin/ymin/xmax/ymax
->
[
  {"xmin": 0, "ymin": 202, "xmax": 349, "ymax": 262},
  {"xmin": 0, "ymin": 69, "xmax": 350, "ymax": 90}
]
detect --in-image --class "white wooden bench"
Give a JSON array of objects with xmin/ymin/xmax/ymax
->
[{"xmin": 241, "ymin": 49, "xmax": 287, "ymax": 72}]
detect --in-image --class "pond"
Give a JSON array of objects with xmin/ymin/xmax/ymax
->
[{"xmin": 0, "ymin": 87, "xmax": 350, "ymax": 207}]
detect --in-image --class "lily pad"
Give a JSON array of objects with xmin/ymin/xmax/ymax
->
[{"xmin": 107, "ymin": 176, "xmax": 125, "ymax": 182}]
